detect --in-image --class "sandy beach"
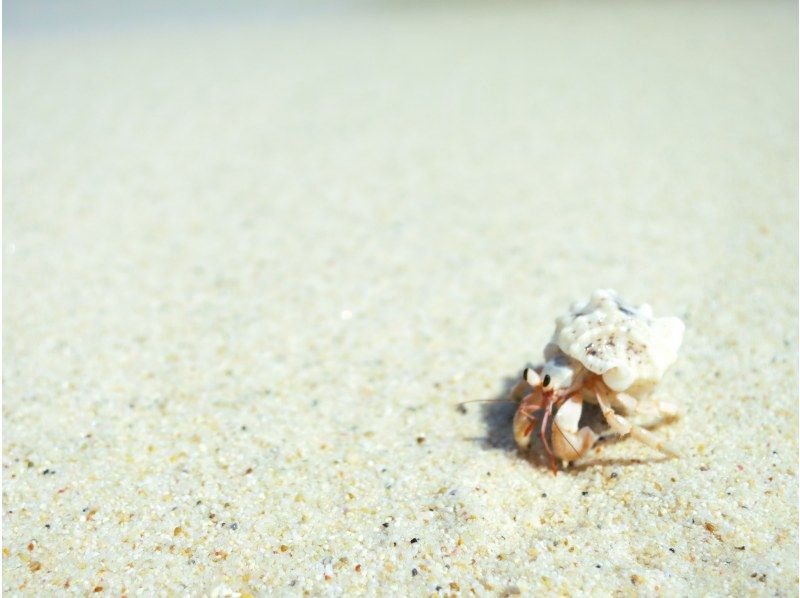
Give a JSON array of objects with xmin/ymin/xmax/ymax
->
[{"xmin": 3, "ymin": 1, "xmax": 797, "ymax": 595}]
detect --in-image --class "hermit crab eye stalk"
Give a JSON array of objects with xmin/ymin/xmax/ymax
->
[
  {"xmin": 542, "ymin": 374, "xmax": 551, "ymax": 388},
  {"xmin": 523, "ymin": 367, "xmax": 541, "ymax": 386}
]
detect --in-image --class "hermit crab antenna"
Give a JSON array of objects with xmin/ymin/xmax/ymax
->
[{"xmin": 523, "ymin": 367, "xmax": 541, "ymax": 386}]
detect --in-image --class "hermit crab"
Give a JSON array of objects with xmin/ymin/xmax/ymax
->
[{"xmin": 510, "ymin": 289, "xmax": 684, "ymax": 473}]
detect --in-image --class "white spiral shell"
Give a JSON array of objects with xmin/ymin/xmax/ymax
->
[{"xmin": 550, "ymin": 289, "xmax": 684, "ymax": 392}]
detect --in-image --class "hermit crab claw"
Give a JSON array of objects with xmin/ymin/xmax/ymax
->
[{"xmin": 552, "ymin": 396, "xmax": 597, "ymax": 464}]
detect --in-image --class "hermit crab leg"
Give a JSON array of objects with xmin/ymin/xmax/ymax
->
[
  {"xmin": 613, "ymin": 392, "xmax": 680, "ymax": 419},
  {"xmin": 595, "ymin": 389, "xmax": 680, "ymax": 458},
  {"xmin": 650, "ymin": 400, "xmax": 680, "ymax": 418}
]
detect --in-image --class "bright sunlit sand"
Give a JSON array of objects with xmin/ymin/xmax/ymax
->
[{"xmin": 4, "ymin": 2, "xmax": 797, "ymax": 595}]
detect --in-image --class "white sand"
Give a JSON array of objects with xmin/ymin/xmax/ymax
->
[{"xmin": 3, "ymin": 2, "xmax": 797, "ymax": 595}]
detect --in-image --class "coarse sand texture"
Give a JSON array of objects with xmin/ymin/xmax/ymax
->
[{"xmin": 3, "ymin": 1, "xmax": 798, "ymax": 595}]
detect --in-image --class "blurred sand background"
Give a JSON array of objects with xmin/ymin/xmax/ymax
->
[{"xmin": 3, "ymin": 1, "xmax": 798, "ymax": 595}]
